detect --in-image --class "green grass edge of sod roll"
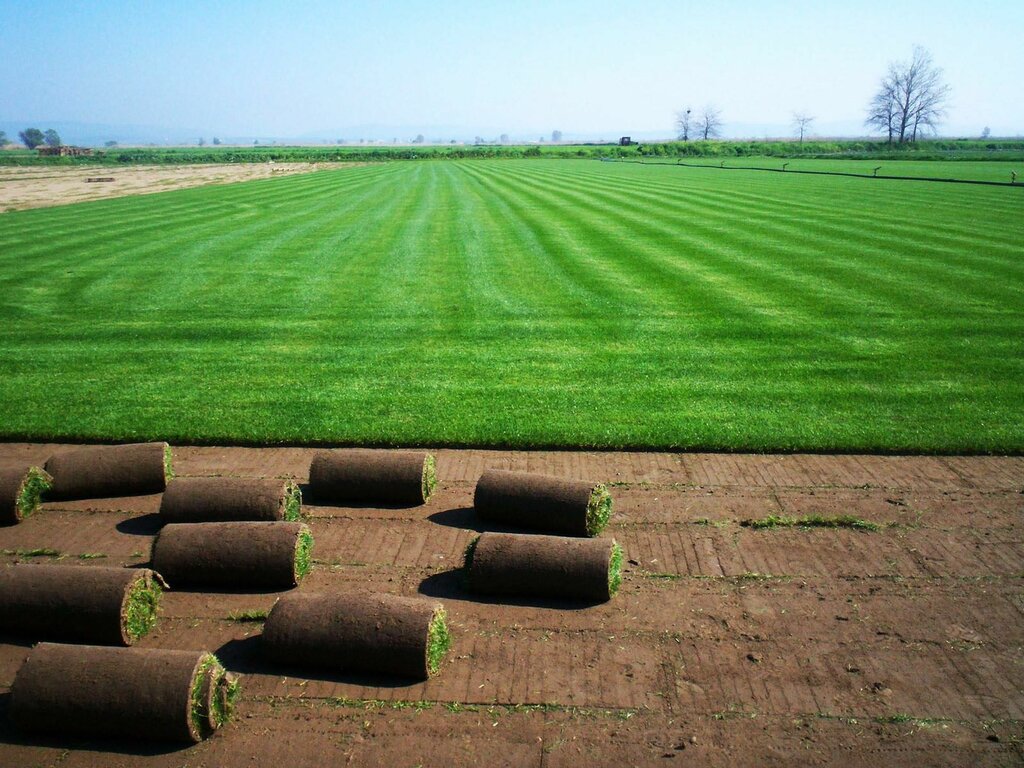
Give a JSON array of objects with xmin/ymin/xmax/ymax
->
[
  {"xmin": 17, "ymin": 467, "xmax": 52, "ymax": 521},
  {"xmin": 608, "ymin": 541, "xmax": 624, "ymax": 597},
  {"xmin": 586, "ymin": 485, "xmax": 613, "ymax": 536},
  {"xmin": 422, "ymin": 454, "xmax": 437, "ymax": 502},
  {"xmin": 163, "ymin": 444, "xmax": 174, "ymax": 482},
  {"xmin": 426, "ymin": 606, "xmax": 451, "ymax": 677},
  {"xmin": 123, "ymin": 573, "xmax": 163, "ymax": 643},
  {"xmin": 462, "ymin": 536, "xmax": 479, "ymax": 584},
  {"xmin": 283, "ymin": 481, "xmax": 303, "ymax": 522},
  {"xmin": 189, "ymin": 653, "xmax": 238, "ymax": 737},
  {"xmin": 294, "ymin": 526, "xmax": 314, "ymax": 582}
]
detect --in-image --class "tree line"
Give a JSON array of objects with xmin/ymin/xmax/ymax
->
[{"xmin": 675, "ymin": 46, "xmax": 952, "ymax": 145}]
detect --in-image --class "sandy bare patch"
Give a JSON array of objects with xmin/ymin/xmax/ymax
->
[{"xmin": 0, "ymin": 162, "xmax": 341, "ymax": 212}]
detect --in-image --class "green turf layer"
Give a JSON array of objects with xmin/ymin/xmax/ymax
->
[
  {"xmin": 426, "ymin": 607, "xmax": 451, "ymax": 677},
  {"xmin": 16, "ymin": 467, "xmax": 51, "ymax": 521},
  {"xmin": 294, "ymin": 526, "xmax": 314, "ymax": 582},
  {"xmin": 608, "ymin": 541, "xmax": 623, "ymax": 598},
  {"xmin": 283, "ymin": 481, "xmax": 303, "ymax": 521},
  {"xmin": 586, "ymin": 486, "xmax": 612, "ymax": 536},
  {"xmin": 0, "ymin": 160, "xmax": 1021, "ymax": 452},
  {"xmin": 189, "ymin": 653, "xmax": 236, "ymax": 738},
  {"xmin": 122, "ymin": 572, "xmax": 162, "ymax": 643},
  {"xmin": 422, "ymin": 454, "xmax": 437, "ymax": 502}
]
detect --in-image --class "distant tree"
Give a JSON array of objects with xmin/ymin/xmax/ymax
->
[
  {"xmin": 981, "ymin": 126, "xmax": 991, "ymax": 139},
  {"xmin": 551, "ymin": 130, "xmax": 563, "ymax": 142},
  {"xmin": 697, "ymin": 106, "xmax": 723, "ymax": 140},
  {"xmin": 675, "ymin": 108, "xmax": 693, "ymax": 141},
  {"xmin": 538, "ymin": 136, "xmax": 545, "ymax": 142},
  {"xmin": 792, "ymin": 112, "xmax": 814, "ymax": 145},
  {"xmin": 0, "ymin": 130, "xmax": 8, "ymax": 147},
  {"xmin": 212, "ymin": 137, "xmax": 221, "ymax": 145},
  {"xmin": 254, "ymin": 139, "xmax": 260, "ymax": 145},
  {"xmin": 104, "ymin": 140, "xmax": 118, "ymax": 147},
  {"xmin": 500, "ymin": 133, "xmax": 509, "ymax": 144},
  {"xmin": 413, "ymin": 134, "xmax": 425, "ymax": 144},
  {"xmin": 865, "ymin": 46, "xmax": 949, "ymax": 144},
  {"xmin": 19, "ymin": 128, "xmax": 45, "ymax": 149},
  {"xmin": 43, "ymin": 129, "xmax": 61, "ymax": 147},
  {"xmin": 474, "ymin": 136, "xmax": 484, "ymax": 145},
  {"xmin": 198, "ymin": 137, "xmax": 205, "ymax": 146}
]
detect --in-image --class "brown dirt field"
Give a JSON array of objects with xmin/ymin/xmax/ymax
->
[
  {"xmin": 0, "ymin": 445, "xmax": 1021, "ymax": 767},
  {"xmin": 0, "ymin": 163, "xmax": 332, "ymax": 212}
]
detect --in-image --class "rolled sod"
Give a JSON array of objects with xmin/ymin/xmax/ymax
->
[
  {"xmin": 308, "ymin": 449, "xmax": 436, "ymax": 506},
  {"xmin": 0, "ymin": 564, "xmax": 163, "ymax": 645},
  {"xmin": 0, "ymin": 465, "xmax": 52, "ymax": 526},
  {"xmin": 262, "ymin": 591, "xmax": 450, "ymax": 680},
  {"xmin": 464, "ymin": 532, "xmax": 623, "ymax": 602},
  {"xmin": 9, "ymin": 643, "xmax": 237, "ymax": 743},
  {"xmin": 44, "ymin": 442, "xmax": 173, "ymax": 500},
  {"xmin": 160, "ymin": 477, "xmax": 303, "ymax": 524},
  {"xmin": 473, "ymin": 469, "xmax": 613, "ymax": 537},
  {"xmin": 151, "ymin": 521, "xmax": 313, "ymax": 589}
]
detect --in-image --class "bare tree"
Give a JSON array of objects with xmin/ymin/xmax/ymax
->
[
  {"xmin": 865, "ymin": 47, "xmax": 949, "ymax": 144},
  {"xmin": 792, "ymin": 113, "xmax": 814, "ymax": 145},
  {"xmin": 675, "ymin": 108, "xmax": 693, "ymax": 141},
  {"xmin": 697, "ymin": 106, "xmax": 722, "ymax": 140}
]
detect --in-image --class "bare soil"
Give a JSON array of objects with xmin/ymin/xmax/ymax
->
[
  {"xmin": 0, "ymin": 445, "xmax": 1021, "ymax": 766},
  {"xmin": 0, "ymin": 163, "xmax": 330, "ymax": 212}
]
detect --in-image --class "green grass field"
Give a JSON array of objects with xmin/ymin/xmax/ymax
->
[{"xmin": 0, "ymin": 159, "xmax": 1021, "ymax": 452}]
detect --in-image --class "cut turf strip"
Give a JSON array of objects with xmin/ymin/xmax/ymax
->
[
  {"xmin": 464, "ymin": 532, "xmax": 622, "ymax": 602},
  {"xmin": 151, "ymin": 521, "xmax": 312, "ymax": 589},
  {"xmin": 0, "ymin": 564, "xmax": 164, "ymax": 645},
  {"xmin": 9, "ymin": 643, "xmax": 236, "ymax": 743},
  {"xmin": 43, "ymin": 442, "xmax": 173, "ymax": 500},
  {"xmin": 0, "ymin": 465, "xmax": 52, "ymax": 526},
  {"xmin": 473, "ymin": 469, "xmax": 613, "ymax": 537},
  {"xmin": 160, "ymin": 477, "xmax": 303, "ymax": 523},
  {"xmin": 308, "ymin": 449, "xmax": 437, "ymax": 506},
  {"xmin": 262, "ymin": 592, "xmax": 450, "ymax": 680}
]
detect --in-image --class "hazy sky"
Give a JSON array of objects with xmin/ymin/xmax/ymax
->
[{"xmin": 3, "ymin": 0, "xmax": 1023, "ymax": 139}]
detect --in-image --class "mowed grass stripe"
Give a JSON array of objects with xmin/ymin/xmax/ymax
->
[{"xmin": 0, "ymin": 159, "xmax": 1021, "ymax": 451}]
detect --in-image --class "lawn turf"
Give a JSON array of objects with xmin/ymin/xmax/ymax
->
[{"xmin": 0, "ymin": 159, "xmax": 1021, "ymax": 452}]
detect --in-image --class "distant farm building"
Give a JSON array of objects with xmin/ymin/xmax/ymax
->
[
  {"xmin": 619, "ymin": 137, "xmax": 633, "ymax": 146},
  {"xmin": 36, "ymin": 146, "xmax": 93, "ymax": 157}
]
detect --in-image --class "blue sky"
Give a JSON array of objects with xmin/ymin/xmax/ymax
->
[{"xmin": 2, "ymin": 0, "xmax": 1022, "ymax": 141}]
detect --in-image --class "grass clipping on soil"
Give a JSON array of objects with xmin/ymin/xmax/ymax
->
[
  {"xmin": 123, "ymin": 573, "xmax": 162, "ymax": 643},
  {"xmin": 427, "ymin": 606, "xmax": 451, "ymax": 677},
  {"xmin": 283, "ymin": 481, "xmax": 303, "ymax": 521},
  {"xmin": 587, "ymin": 485, "xmax": 613, "ymax": 536},
  {"xmin": 741, "ymin": 514, "xmax": 881, "ymax": 532},
  {"xmin": 17, "ymin": 467, "xmax": 51, "ymax": 521},
  {"xmin": 294, "ymin": 526, "xmax": 314, "ymax": 582}
]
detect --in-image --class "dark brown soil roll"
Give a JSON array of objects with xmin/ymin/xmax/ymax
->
[
  {"xmin": 0, "ymin": 465, "xmax": 52, "ymax": 526},
  {"xmin": 464, "ymin": 532, "xmax": 621, "ymax": 602},
  {"xmin": 44, "ymin": 442, "xmax": 172, "ymax": 500},
  {"xmin": 308, "ymin": 449, "xmax": 436, "ymax": 506},
  {"xmin": 160, "ymin": 477, "xmax": 302, "ymax": 524},
  {"xmin": 473, "ymin": 470, "xmax": 613, "ymax": 537},
  {"xmin": 262, "ymin": 592, "xmax": 450, "ymax": 679},
  {"xmin": 0, "ymin": 564, "xmax": 163, "ymax": 645},
  {"xmin": 151, "ymin": 521, "xmax": 313, "ymax": 589},
  {"xmin": 9, "ymin": 643, "xmax": 234, "ymax": 743}
]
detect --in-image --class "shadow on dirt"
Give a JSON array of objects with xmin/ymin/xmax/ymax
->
[
  {"xmin": 426, "ymin": 507, "xmax": 528, "ymax": 534},
  {"xmin": 0, "ymin": 691, "xmax": 190, "ymax": 755},
  {"xmin": 115, "ymin": 513, "xmax": 163, "ymax": 536},
  {"xmin": 298, "ymin": 483, "xmax": 425, "ymax": 511},
  {"xmin": 215, "ymin": 636, "xmax": 423, "ymax": 689},
  {"xmin": 418, "ymin": 569, "xmax": 606, "ymax": 610}
]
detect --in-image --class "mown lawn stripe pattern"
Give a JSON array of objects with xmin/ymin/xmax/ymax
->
[{"xmin": 0, "ymin": 160, "xmax": 1021, "ymax": 452}]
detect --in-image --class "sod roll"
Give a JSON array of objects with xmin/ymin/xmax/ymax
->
[
  {"xmin": 10, "ymin": 643, "xmax": 237, "ymax": 743},
  {"xmin": 0, "ymin": 564, "xmax": 163, "ymax": 645},
  {"xmin": 262, "ymin": 591, "xmax": 450, "ymax": 679},
  {"xmin": 464, "ymin": 532, "xmax": 623, "ymax": 602},
  {"xmin": 0, "ymin": 465, "xmax": 51, "ymax": 526},
  {"xmin": 151, "ymin": 521, "xmax": 313, "ymax": 589},
  {"xmin": 44, "ymin": 442, "xmax": 172, "ymax": 500},
  {"xmin": 474, "ymin": 469, "xmax": 612, "ymax": 537},
  {"xmin": 160, "ymin": 477, "xmax": 303, "ymax": 524},
  {"xmin": 308, "ymin": 449, "xmax": 436, "ymax": 506}
]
